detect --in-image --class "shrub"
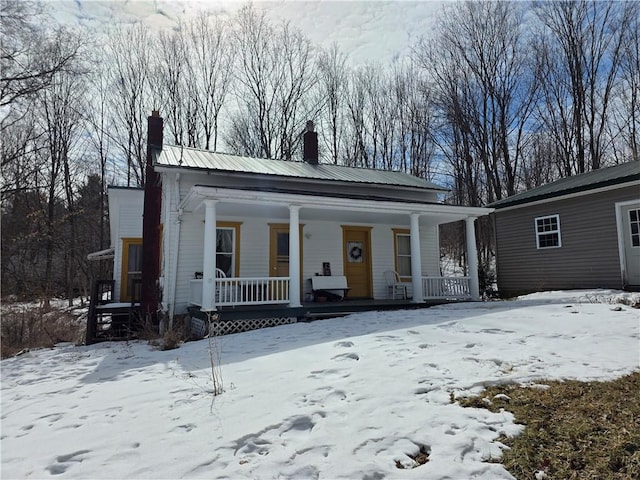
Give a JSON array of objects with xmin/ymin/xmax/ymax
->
[{"xmin": 1, "ymin": 302, "xmax": 85, "ymax": 358}]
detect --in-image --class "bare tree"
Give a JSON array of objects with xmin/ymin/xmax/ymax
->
[
  {"xmin": 37, "ymin": 41, "xmax": 87, "ymax": 304},
  {"xmin": 229, "ymin": 5, "xmax": 317, "ymax": 160},
  {"xmin": 415, "ymin": 1, "xmax": 537, "ymax": 202},
  {"xmin": 186, "ymin": 13, "xmax": 234, "ymax": 151},
  {"xmin": 107, "ymin": 24, "xmax": 152, "ymax": 186},
  {"xmin": 1, "ymin": 0, "xmax": 82, "ymax": 107},
  {"xmin": 614, "ymin": 4, "xmax": 640, "ymax": 162},
  {"xmin": 392, "ymin": 60, "xmax": 436, "ymax": 179},
  {"xmin": 533, "ymin": 0, "xmax": 637, "ymax": 172},
  {"xmin": 316, "ymin": 43, "xmax": 348, "ymax": 164},
  {"xmin": 343, "ymin": 67, "xmax": 373, "ymax": 168},
  {"xmin": 152, "ymin": 28, "xmax": 191, "ymax": 147}
]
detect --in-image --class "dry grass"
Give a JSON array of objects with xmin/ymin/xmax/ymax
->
[
  {"xmin": 1, "ymin": 302, "xmax": 86, "ymax": 358},
  {"xmin": 457, "ymin": 372, "xmax": 640, "ymax": 479}
]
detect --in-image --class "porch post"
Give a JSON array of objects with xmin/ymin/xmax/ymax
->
[
  {"xmin": 202, "ymin": 199, "xmax": 218, "ymax": 311},
  {"xmin": 410, "ymin": 213, "xmax": 424, "ymax": 303},
  {"xmin": 289, "ymin": 205, "xmax": 302, "ymax": 307},
  {"xmin": 465, "ymin": 216, "xmax": 480, "ymax": 301}
]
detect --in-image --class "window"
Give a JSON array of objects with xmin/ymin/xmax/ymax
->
[
  {"xmin": 629, "ymin": 209, "xmax": 640, "ymax": 247},
  {"xmin": 535, "ymin": 215, "xmax": 561, "ymax": 249},
  {"xmin": 121, "ymin": 238, "xmax": 142, "ymax": 301},
  {"xmin": 216, "ymin": 222, "xmax": 241, "ymax": 277},
  {"xmin": 392, "ymin": 228, "xmax": 412, "ymax": 278}
]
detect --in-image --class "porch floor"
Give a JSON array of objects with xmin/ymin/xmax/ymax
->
[{"xmin": 188, "ymin": 298, "xmax": 465, "ymax": 322}]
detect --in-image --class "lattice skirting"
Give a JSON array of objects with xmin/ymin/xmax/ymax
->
[{"xmin": 190, "ymin": 316, "xmax": 297, "ymax": 337}]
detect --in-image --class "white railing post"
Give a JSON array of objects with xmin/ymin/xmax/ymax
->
[
  {"xmin": 410, "ymin": 213, "xmax": 424, "ymax": 303},
  {"xmin": 465, "ymin": 217, "xmax": 480, "ymax": 301},
  {"xmin": 201, "ymin": 199, "xmax": 218, "ymax": 311},
  {"xmin": 289, "ymin": 205, "xmax": 302, "ymax": 307}
]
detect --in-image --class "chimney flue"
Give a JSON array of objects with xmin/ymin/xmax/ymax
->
[
  {"xmin": 303, "ymin": 120, "xmax": 318, "ymax": 165},
  {"xmin": 141, "ymin": 111, "xmax": 163, "ymax": 325}
]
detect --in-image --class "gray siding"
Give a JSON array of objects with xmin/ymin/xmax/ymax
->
[{"xmin": 494, "ymin": 185, "xmax": 639, "ymax": 297}]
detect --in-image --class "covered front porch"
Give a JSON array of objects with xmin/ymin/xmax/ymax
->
[{"xmin": 167, "ymin": 186, "xmax": 492, "ymax": 324}]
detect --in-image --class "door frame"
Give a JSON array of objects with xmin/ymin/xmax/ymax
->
[
  {"xmin": 615, "ymin": 199, "xmax": 640, "ymax": 287},
  {"xmin": 120, "ymin": 237, "xmax": 143, "ymax": 302},
  {"xmin": 341, "ymin": 225, "xmax": 373, "ymax": 298},
  {"xmin": 268, "ymin": 223, "xmax": 304, "ymax": 290}
]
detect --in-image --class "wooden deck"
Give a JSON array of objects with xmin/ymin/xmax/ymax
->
[{"xmin": 86, "ymin": 280, "xmax": 142, "ymax": 345}]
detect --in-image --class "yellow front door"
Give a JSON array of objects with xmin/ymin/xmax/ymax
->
[
  {"xmin": 269, "ymin": 224, "xmax": 292, "ymax": 277},
  {"xmin": 269, "ymin": 224, "xmax": 304, "ymax": 295},
  {"xmin": 342, "ymin": 226, "xmax": 373, "ymax": 298}
]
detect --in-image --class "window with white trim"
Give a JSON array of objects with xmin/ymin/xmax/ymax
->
[
  {"xmin": 215, "ymin": 222, "xmax": 241, "ymax": 277},
  {"xmin": 629, "ymin": 208, "xmax": 640, "ymax": 247},
  {"xmin": 535, "ymin": 214, "xmax": 561, "ymax": 249},
  {"xmin": 216, "ymin": 228, "xmax": 235, "ymax": 277}
]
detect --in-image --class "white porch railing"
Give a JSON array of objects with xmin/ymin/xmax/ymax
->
[
  {"xmin": 190, "ymin": 277, "xmax": 290, "ymax": 307},
  {"xmin": 423, "ymin": 276, "xmax": 472, "ymax": 299}
]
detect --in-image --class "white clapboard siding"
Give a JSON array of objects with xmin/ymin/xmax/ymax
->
[{"xmin": 109, "ymin": 188, "xmax": 143, "ymax": 302}]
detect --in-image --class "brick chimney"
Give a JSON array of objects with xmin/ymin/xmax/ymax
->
[
  {"xmin": 141, "ymin": 110, "xmax": 163, "ymax": 324},
  {"xmin": 303, "ymin": 120, "xmax": 318, "ymax": 165}
]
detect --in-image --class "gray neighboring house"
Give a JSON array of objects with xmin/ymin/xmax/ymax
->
[{"xmin": 489, "ymin": 161, "xmax": 640, "ymax": 297}]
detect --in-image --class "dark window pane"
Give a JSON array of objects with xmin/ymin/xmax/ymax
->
[
  {"xmin": 397, "ymin": 235, "xmax": 411, "ymax": 255},
  {"xmin": 277, "ymin": 232, "xmax": 289, "ymax": 256},
  {"xmin": 539, "ymin": 233, "xmax": 559, "ymax": 248},
  {"xmin": 216, "ymin": 229, "xmax": 233, "ymax": 254},
  {"xmin": 630, "ymin": 210, "xmax": 638, "ymax": 222},
  {"xmin": 397, "ymin": 257, "xmax": 411, "ymax": 276},
  {"xmin": 216, "ymin": 254, "xmax": 232, "ymax": 277},
  {"xmin": 128, "ymin": 244, "xmax": 142, "ymax": 271}
]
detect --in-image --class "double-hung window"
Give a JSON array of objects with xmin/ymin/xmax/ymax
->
[
  {"xmin": 629, "ymin": 209, "xmax": 640, "ymax": 247},
  {"xmin": 535, "ymin": 214, "xmax": 561, "ymax": 249},
  {"xmin": 392, "ymin": 228, "xmax": 412, "ymax": 279},
  {"xmin": 216, "ymin": 222, "xmax": 241, "ymax": 277}
]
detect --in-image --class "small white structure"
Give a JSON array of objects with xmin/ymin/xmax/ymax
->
[{"xmin": 107, "ymin": 115, "xmax": 493, "ymax": 329}]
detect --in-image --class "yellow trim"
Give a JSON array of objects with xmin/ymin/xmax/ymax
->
[
  {"xmin": 341, "ymin": 225, "xmax": 373, "ymax": 298},
  {"xmin": 268, "ymin": 224, "xmax": 304, "ymax": 293},
  {"xmin": 120, "ymin": 238, "xmax": 143, "ymax": 301},
  {"xmin": 217, "ymin": 221, "xmax": 242, "ymax": 276},
  {"xmin": 392, "ymin": 228, "xmax": 411, "ymax": 281}
]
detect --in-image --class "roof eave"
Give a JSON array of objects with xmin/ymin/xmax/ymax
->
[
  {"xmin": 154, "ymin": 162, "xmax": 449, "ymax": 193},
  {"xmin": 490, "ymin": 174, "xmax": 640, "ymax": 209}
]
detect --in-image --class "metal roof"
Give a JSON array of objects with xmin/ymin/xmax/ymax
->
[
  {"xmin": 489, "ymin": 161, "xmax": 640, "ymax": 209},
  {"xmin": 154, "ymin": 145, "xmax": 447, "ymax": 191}
]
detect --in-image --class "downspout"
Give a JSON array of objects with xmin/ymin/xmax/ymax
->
[{"xmin": 168, "ymin": 173, "xmax": 182, "ymax": 329}]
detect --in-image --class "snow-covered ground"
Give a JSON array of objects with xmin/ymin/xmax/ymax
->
[{"xmin": 1, "ymin": 290, "xmax": 639, "ymax": 479}]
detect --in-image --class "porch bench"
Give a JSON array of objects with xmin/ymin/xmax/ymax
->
[{"xmin": 311, "ymin": 275, "xmax": 351, "ymax": 301}]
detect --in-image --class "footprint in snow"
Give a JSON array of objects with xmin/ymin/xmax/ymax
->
[
  {"xmin": 46, "ymin": 450, "xmax": 91, "ymax": 475},
  {"xmin": 331, "ymin": 352, "xmax": 360, "ymax": 362}
]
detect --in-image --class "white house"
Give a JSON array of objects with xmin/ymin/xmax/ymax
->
[{"xmin": 105, "ymin": 112, "xmax": 493, "ymax": 335}]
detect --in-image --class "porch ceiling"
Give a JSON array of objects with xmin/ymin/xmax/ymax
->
[{"xmin": 179, "ymin": 186, "xmax": 493, "ymax": 226}]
